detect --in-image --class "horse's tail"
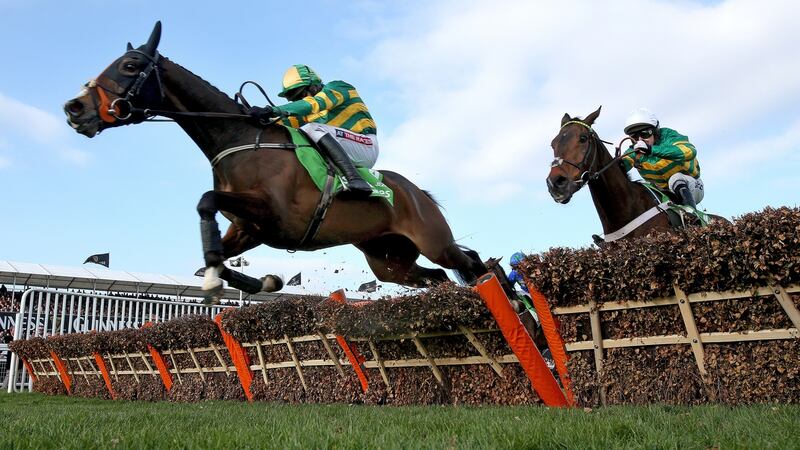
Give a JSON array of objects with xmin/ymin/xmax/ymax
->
[
  {"xmin": 422, "ymin": 189, "xmax": 443, "ymax": 209},
  {"xmin": 379, "ymin": 170, "xmax": 444, "ymax": 211}
]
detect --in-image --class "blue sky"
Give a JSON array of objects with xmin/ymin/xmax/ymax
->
[{"xmin": 1, "ymin": 0, "xmax": 798, "ymax": 297}]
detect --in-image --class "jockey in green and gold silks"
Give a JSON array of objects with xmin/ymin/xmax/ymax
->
[
  {"xmin": 620, "ymin": 108, "xmax": 704, "ymax": 208},
  {"xmin": 275, "ymin": 67, "xmax": 377, "ymax": 136},
  {"xmin": 249, "ymin": 64, "xmax": 378, "ymax": 197},
  {"xmin": 620, "ymin": 127, "xmax": 700, "ymax": 188}
]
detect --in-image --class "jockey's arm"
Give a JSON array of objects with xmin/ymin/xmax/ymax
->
[
  {"xmin": 651, "ymin": 140, "xmax": 697, "ymax": 162},
  {"xmin": 620, "ymin": 152, "xmax": 635, "ymax": 171},
  {"xmin": 275, "ymin": 83, "xmax": 352, "ymax": 127}
]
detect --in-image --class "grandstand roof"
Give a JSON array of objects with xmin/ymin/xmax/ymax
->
[{"xmin": 0, "ymin": 260, "xmax": 305, "ymax": 302}]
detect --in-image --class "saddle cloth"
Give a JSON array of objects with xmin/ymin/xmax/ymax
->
[
  {"xmin": 636, "ymin": 180, "xmax": 709, "ymax": 226},
  {"xmin": 286, "ymin": 127, "xmax": 394, "ymax": 206}
]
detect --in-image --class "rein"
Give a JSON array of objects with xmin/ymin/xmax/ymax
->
[
  {"xmin": 98, "ymin": 55, "xmax": 269, "ymax": 123},
  {"xmin": 550, "ymin": 120, "xmax": 635, "ymax": 188},
  {"xmin": 94, "ymin": 56, "xmax": 286, "ymax": 167}
]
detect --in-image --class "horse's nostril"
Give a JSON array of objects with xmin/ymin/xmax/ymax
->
[
  {"xmin": 65, "ymin": 99, "xmax": 83, "ymax": 117},
  {"xmin": 554, "ymin": 176, "xmax": 567, "ymax": 188}
]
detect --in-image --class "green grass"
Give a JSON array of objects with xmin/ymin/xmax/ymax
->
[{"xmin": 0, "ymin": 393, "xmax": 798, "ymax": 449}]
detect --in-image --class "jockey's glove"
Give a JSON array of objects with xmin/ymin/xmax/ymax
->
[
  {"xmin": 633, "ymin": 139, "xmax": 652, "ymax": 155},
  {"xmin": 248, "ymin": 106, "xmax": 282, "ymax": 124}
]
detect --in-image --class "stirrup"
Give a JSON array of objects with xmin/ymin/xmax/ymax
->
[{"xmin": 342, "ymin": 177, "xmax": 373, "ymax": 196}]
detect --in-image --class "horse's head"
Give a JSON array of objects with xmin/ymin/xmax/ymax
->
[
  {"xmin": 64, "ymin": 22, "xmax": 164, "ymax": 137},
  {"xmin": 546, "ymin": 106, "xmax": 602, "ymax": 204}
]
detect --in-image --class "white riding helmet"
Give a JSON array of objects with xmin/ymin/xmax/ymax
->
[{"xmin": 624, "ymin": 108, "xmax": 659, "ymax": 135}]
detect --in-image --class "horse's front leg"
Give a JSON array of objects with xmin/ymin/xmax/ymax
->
[
  {"xmin": 219, "ymin": 222, "xmax": 283, "ymax": 294},
  {"xmin": 197, "ymin": 190, "xmax": 282, "ymax": 303}
]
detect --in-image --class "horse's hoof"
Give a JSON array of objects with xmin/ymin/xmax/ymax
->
[
  {"xmin": 261, "ymin": 274, "xmax": 284, "ymax": 292},
  {"xmin": 202, "ymin": 281, "xmax": 223, "ymax": 305},
  {"xmin": 203, "ymin": 293, "xmax": 222, "ymax": 305}
]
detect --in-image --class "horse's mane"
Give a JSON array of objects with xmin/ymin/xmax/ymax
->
[
  {"xmin": 593, "ymin": 133, "xmax": 634, "ymax": 181},
  {"xmin": 162, "ymin": 56, "xmax": 239, "ymax": 106}
]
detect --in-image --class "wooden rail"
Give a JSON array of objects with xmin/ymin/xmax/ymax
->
[{"xmin": 545, "ymin": 283, "xmax": 800, "ymax": 405}]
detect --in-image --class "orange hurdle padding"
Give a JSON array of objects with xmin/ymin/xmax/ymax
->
[
  {"xmin": 527, "ymin": 281, "xmax": 575, "ymax": 405},
  {"xmin": 92, "ymin": 353, "xmax": 117, "ymax": 399},
  {"xmin": 21, "ymin": 358, "xmax": 38, "ymax": 382},
  {"xmin": 50, "ymin": 350, "xmax": 72, "ymax": 395},
  {"xmin": 330, "ymin": 289, "xmax": 370, "ymax": 393},
  {"xmin": 475, "ymin": 274, "xmax": 569, "ymax": 407},
  {"xmin": 141, "ymin": 322, "xmax": 173, "ymax": 391},
  {"xmin": 215, "ymin": 312, "xmax": 254, "ymax": 401}
]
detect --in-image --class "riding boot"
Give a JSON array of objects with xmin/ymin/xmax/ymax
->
[
  {"xmin": 316, "ymin": 134, "xmax": 373, "ymax": 197},
  {"xmin": 674, "ymin": 182, "xmax": 696, "ymax": 209}
]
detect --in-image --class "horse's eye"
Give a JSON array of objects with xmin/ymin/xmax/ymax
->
[
  {"xmin": 579, "ymin": 135, "xmax": 588, "ymax": 143},
  {"xmin": 123, "ymin": 63, "xmax": 137, "ymax": 71}
]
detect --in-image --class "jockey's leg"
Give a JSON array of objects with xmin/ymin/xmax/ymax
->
[
  {"xmin": 301, "ymin": 124, "xmax": 373, "ymax": 196},
  {"xmin": 668, "ymin": 173, "xmax": 703, "ymax": 209},
  {"xmin": 674, "ymin": 181, "xmax": 696, "ymax": 208}
]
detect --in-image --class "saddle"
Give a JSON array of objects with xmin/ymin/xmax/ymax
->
[
  {"xmin": 286, "ymin": 127, "xmax": 394, "ymax": 205},
  {"xmin": 636, "ymin": 181, "xmax": 709, "ymax": 227}
]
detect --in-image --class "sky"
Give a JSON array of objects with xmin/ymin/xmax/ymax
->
[{"xmin": 1, "ymin": 0, "xmax": 798, "ymax": 298}]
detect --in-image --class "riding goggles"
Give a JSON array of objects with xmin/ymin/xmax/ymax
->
[{"xmin": 629, "ymin": 128, "xmax": 655, "ymax": 140}]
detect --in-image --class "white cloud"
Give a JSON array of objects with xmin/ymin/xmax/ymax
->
[
  {"xmin": 702, "ymin": 118, "xmax": 800, "ymax": 186},
  {"xmin": 364, "ymin": 0, "xmax": 800, "ymax": 201},
  {"xmin": 0, "ymin": 92, "xmax": 90, "ymax": 166}
]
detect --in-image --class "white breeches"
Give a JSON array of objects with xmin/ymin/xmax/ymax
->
[
  {"xmin": 668, "ymin": 172, "xmax": 705, "ymax": 204},
  {"xmin": 300, "ymin": 123, "xmax": 379, "ymax": 168}
]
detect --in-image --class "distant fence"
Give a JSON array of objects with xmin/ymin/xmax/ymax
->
[{"xmin": 7, "ymin": 288, "xmax": 225, "ymax": 392}]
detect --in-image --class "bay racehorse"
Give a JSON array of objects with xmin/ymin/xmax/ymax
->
[
  {"xmin": 63, "ymin": 22, "xmax": 486, "ymax": 302},
  {"xmin": 546, "ymin": 107, "xmax": 718, "ymax": 244}
]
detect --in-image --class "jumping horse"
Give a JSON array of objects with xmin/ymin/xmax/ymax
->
[
  {"xmin": 64, "ymin": 22, "xmax": 486, "ymax": 302},
  {"xmin": 546, "ymin": 107, "xmax": 720, "ymax": 244}
]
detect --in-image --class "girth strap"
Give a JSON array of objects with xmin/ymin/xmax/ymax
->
[
  {"xmin": 603, "ymin": 202, "xmax": 671, "ymax": 243},
  {"xmin": 294, "ymin": 170, "xmax": 336, "ymax": 251},
  {"xmin": 211, "ymin": 142, "xmax": 296, "ymax": 167}
]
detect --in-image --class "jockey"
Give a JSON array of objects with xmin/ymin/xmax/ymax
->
[
  {"xmin": 249, "ymin": 65, "xmax": 377, "ymax": 197},
  {"xmin": 620, "ymin": 108, "xmax": 704, "ymax": 208},
  {"xmin": 507, "ymin": 251, "xmax": 529, "ymax": 294}
]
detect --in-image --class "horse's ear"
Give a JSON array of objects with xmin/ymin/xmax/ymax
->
[
  {"xmin": 561, "ymin": 113, "xmax": 571, "ymax": 126},
  {"xmin": 126, "ymin": 42, "xmax": 133, "ymax": 51},
  {"xmin": 143, "ymin": 21, "xmax": 162, "ymax": 56},
  {"xmin": 584, "ymin": 106, "xmax": 602, "ymax": 126}
]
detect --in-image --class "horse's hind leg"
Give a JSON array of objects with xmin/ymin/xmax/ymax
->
[
  {"xmin": 422, "ymin": 242, "xmax": 487, "ymax": 285},
  {"xmin": 356, "ymin": 235, "xmax": 449, "ymax": 288}
]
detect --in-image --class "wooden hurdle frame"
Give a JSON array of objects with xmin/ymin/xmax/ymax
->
[
  {"xmin": 526, "ymin": 282, "xmax": 800, "ymax": 406},
  {"xmin": 23, "ymin": 326, "xmax": 527, "ymax": 400},
  {"xmin": 21, "ymin": 283, "xmax": 575, "ymax": 406}
]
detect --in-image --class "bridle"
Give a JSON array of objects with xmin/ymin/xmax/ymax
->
[
  {"xmin": 89, "ymin": 49, "xmax": 165, "ymax": 123},
  {"xmin": 550, "ymin": 120, "xmax": 636, "ymax": 189},
  {"xmin": 88, "ymin": 50, "xmax": 268, "ymax": 124}
]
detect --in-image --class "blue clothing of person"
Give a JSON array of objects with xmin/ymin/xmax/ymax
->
[{"xmin": 508, "ymin": 269, "xmax": 529, "ymax": 293}]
